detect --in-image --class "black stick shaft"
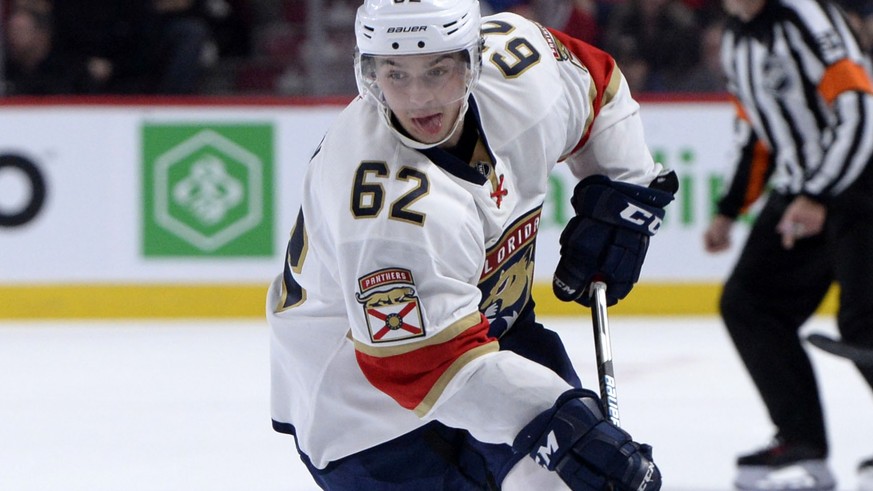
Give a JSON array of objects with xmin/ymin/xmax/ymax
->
[
  {"xmin": 590, "ymin": 281, "xmax": 621, "ymax": 427},
  {"xmin": 807, "ymin": 333, "xmax": 873, "ymax": 365}
]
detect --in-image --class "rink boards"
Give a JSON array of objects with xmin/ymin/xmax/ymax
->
[{"xmin": 0, "ymin": 97, "xmax": 838, "ymax": 318}]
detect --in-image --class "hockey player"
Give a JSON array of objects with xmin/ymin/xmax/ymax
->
[
  {"xmin": 267, "ymin": 0, "xmax": 677, "ymax": 489},
  {"xmin": 703, "ymin": 0, "xmax": 873, "ymax": 490}
]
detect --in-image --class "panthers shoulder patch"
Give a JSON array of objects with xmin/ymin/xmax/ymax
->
[{"xmin": 356, "ymin": 268, "xmax": 425, "ymax": 343}]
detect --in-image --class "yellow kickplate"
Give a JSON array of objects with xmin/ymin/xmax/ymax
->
[{"xmin": 0, "ymin": 282, "xmax": 838, "ymax": 319}]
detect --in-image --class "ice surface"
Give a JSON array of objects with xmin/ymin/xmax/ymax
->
[{"xmin": 1, "ymin": 316, "xmax": 869, "ymax": 491}]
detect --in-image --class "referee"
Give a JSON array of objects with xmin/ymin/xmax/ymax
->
[{"xmin": 703, "ymin": 0, "xmax": 873, "ymax": 490}]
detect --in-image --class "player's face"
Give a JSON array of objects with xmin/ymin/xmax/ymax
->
[{"xmin": 374, "ymin": 53, "xmax": 469, "ymax": 145}]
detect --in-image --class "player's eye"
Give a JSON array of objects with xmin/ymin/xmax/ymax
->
[
  {"xmin": 387, "ymin": 71, "xmax": 408, "ymax": 81},
  {"xmin": 428, "ymin": 67, "xmax": 449, "ymax": 78}
]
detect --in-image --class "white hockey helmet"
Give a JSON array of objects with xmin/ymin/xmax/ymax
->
[
  {"xmin": 354, "ymin": 0, "xmax": 483, "ymax": 148},
  {"xmin": 355, "ymin": 0, "xmax": 481, "ymax": 56}
]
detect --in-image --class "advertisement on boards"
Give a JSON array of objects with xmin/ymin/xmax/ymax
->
[
  {"xmin": 142, "ymin": 124, "xmax": 274, "ymax": 257},
  {"xmin": 0, "ymin": 100, "xmax": 760, "ymax": 317}
]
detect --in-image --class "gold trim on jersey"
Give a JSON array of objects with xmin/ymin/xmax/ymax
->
[
  {"xmin": 582, "ymin": 78, "xmax": 598, "ymax": 140},
  {"xmin": 289, "ymin": 226, "xmax": 308, "ymax": 275},
  {"xmin": 277, "ymin": 280, "xmax": 307, "ymax": 312},
  {"xmin": 573, "ymin": 65, "xmax": 623, "ymax": 159},
  {"xmin": 276, "ymin": 212, "xmax": 309, "ymax": 313},
  {"xmin": 352, "ymin": 311, "xmax": 482, "ymax": 357},
  {"xmin": 604, "ymin": 66, "xmax": 623, "ymax": 106},
  {"xmin": 470, "ymin": 139, "xmax": 492, "ymax": 171},
  {"xmin": 413, "ymin": 342, "xmax": 499, "ymax": 417}
]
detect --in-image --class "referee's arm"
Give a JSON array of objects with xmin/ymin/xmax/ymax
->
[{"xmin": 716, "ymin": 98, "xmax": 775, "ymax": 220}]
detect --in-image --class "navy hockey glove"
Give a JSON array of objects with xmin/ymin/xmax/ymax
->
[
  {"xmin": 513, "ymin": 389, "xmax": 661, "ymax": 491},
  {"xmin": 553, "ymin": 173, "xmax": 676, "ymax": 306}
]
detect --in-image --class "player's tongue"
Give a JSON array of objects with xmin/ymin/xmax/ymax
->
[{"xmin": 412, "ymin": 113, "xmax": 443, "ymax": 136}]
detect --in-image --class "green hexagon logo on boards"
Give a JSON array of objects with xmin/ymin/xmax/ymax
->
[{"xmin": 143, "ymin": 124, "xmax": 273, "ymax": 256}]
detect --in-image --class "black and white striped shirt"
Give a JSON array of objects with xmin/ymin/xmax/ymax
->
[{"xmin": 717, "ymin": 0, "xmax": 873, "ymax": 217}]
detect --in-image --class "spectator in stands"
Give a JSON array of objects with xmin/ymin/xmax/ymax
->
[
  {"xmin": 3, "ymin": 2, "xmax": 94, "ymax": 94},
  {"xmin": 607, "ymin": 34, "xmax": 652, "ymax": 93},
  {"xmin": 48, "ymin": 0, "xmax": 152, "ymax": 93},
  {"xmin": 46, "ymin": 0, "xmax": 214, "ymax": 94},
  {"xmin": 481, "ymin": 0, "xmax": 600, "ymax": 45},
  {"xmin": 148, "ymin": 0, "xmax": 216, "ymax": 94},
  {"xmin": 199, "ymin": 0, "xmax": 252, "ymax": 60},
  {"xmin": 601, "ymin": 0, "xmax": 702, "ymax": 92},
  {"xmin": 480, "ymin": 0, "xmax": 534, "ymax": 18},
  {"xmin": 556, "ymin": 0, "xmax": 601, "ymax": 46},
  {"xmin": 673, "ymin": 18, "xmax": 727, "ymax": 92}
]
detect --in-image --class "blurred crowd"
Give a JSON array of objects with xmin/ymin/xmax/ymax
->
[{"xmin": 1, "ymin": 0, "xmax": 872, "ymax": 97}]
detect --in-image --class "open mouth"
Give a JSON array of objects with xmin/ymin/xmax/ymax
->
[{"xmin": 410, "ymin": 113, "xmax": 443, "ymax": 136}]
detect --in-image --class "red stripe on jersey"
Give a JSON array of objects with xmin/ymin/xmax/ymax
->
[
  {"xmin": 546, "ymin": 27, "xmax": 617, "ymax": 154},
  {"xmin": 355, "ymin": 314, "xmax": 496, "ymax": 410}
]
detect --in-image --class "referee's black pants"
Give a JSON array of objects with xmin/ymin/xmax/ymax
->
[{"xmin": 719, "ymin": 190, "xmax": 873, "ymax": 453}]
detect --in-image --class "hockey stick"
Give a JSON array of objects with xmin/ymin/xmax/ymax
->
[
  {"xmin": 807, "ymin": 332, "xmax": 873, "ymax": 366},
  {"xmin": 590, "ymin": 281, "xmax": 621, "ymax": 427}
]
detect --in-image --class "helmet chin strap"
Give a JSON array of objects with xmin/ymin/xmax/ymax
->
[{"xmin": 380, "ymin": 97, "xmax": 470, "ymax": 150}]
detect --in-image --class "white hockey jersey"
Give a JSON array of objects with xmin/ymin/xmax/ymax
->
[{"xmin": 268, "ymin": 13, "xmax": 665, "ymax": 469}]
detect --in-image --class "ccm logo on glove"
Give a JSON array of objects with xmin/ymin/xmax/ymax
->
[
  {"xmin": 620, "ymin": 203, "xmax": 663, "ymax": 235},
  {"xmin": 552, "ymin": 172, "xmax": 677, "ymax": 306}
]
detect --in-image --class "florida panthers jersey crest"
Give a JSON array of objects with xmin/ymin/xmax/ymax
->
[{"xmin": 479, "ymin": 209, "xmax": 540, "ymax": 337}]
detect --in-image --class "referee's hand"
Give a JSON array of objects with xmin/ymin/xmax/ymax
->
[
  {"xmin": 777, "ymin": 196, "xmax": 826, "ymax": 250},
  {"xmin": 703, "ymin": 214, "xmax": 734, "ymax": 253}
]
